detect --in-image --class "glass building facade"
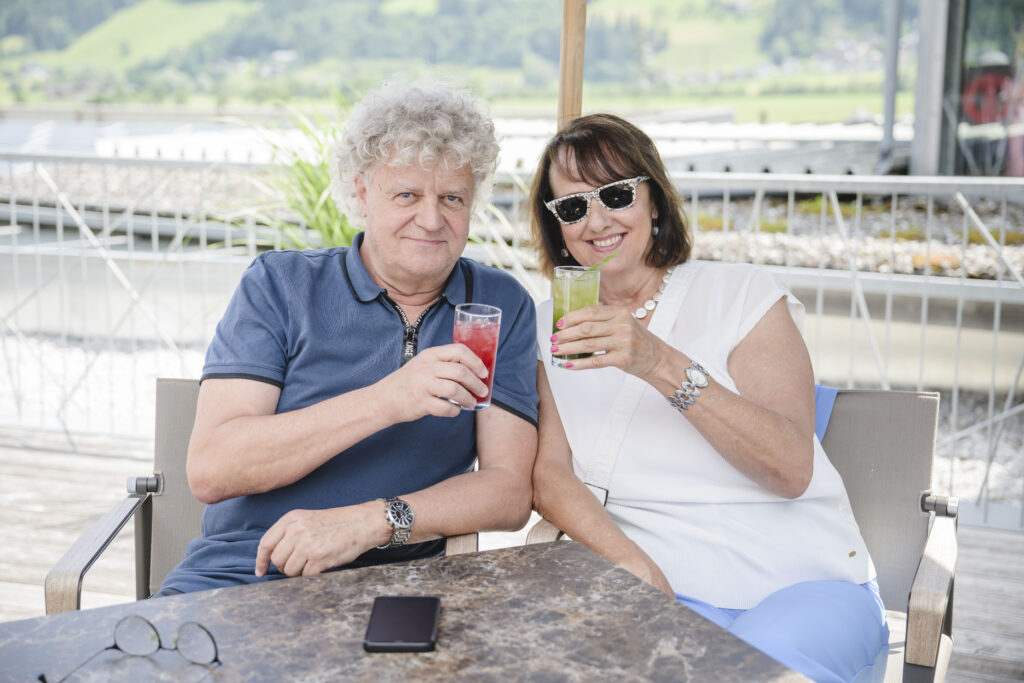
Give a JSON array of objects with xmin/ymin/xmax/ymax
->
[{"xmin": 942, "ymin": 0, "xmax": 1024, "ymax": 176}]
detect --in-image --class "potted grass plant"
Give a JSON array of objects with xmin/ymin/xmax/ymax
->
[{"xmin": 244, "ymin": 98, "xmax": 358, "ymax": 249}]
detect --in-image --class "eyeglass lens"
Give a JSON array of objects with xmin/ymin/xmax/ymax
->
[
  {"xmin": 114, "ymin": 615, "xmax": 161, "ymax": 656},
  {"xmin": 175, "ymin": 622, "xmax": 218, "ymax": 665},
  {"xmin": 553, "ymin": 181, "xmax": 638, "ymax": 223}
]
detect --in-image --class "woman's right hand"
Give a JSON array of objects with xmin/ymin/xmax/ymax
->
[
  {"xmin": 550, "ymin": 304, "xmax": 670, "ymax": 381},
  {"xmin": 615, "ymin": 545, "xmax": 675, "ymax": 598}
]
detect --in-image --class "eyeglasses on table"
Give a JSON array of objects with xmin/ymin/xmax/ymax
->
[{"xmin": 38, "ymin": 614, "xmax": 220, "ymax": 682}]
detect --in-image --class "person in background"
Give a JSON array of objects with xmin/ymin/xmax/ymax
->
[
  {"xmin": 157, "ymin": 81, "xmax": 538, "ymax": 595},
  {"xmin": 529, "ymin": 113, "xmax": 888, "ymax": 683}
]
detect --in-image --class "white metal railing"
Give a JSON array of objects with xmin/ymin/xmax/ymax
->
[
  {"xmin": 1, "ymin": 153, "xmax": 1022, "ymax": 528},
  {"xmin": 673, "ymin": 172, "xmax": 1024, "ymax": 529}
]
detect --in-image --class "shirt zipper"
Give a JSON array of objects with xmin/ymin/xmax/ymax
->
[{"xmin": 383, "ymin": 295, "xmax": 441, "ymax": 365}]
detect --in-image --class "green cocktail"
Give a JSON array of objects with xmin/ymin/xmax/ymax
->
[{"xmin": 551, "ymin": 266, "xmax": 601, "ymax": 368}]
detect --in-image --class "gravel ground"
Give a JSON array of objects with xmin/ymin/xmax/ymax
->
[
  {"xmin": 689, "ymin": 195, "xmax": 1024, "ymax": 279},
  {"xmin": 2, "ymin": 163, "xmax": 1023, "ymax": 278}
]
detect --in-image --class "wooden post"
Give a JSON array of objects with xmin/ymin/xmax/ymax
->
[{"xmin": 557, "ymin": 0, "xmax": 587, "ymax": 130}]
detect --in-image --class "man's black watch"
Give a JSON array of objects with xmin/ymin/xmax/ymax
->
[{"xmin": 377, "ymin": 496, "xmax": 414, "ymax": 549}]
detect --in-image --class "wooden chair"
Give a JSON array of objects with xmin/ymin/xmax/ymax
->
[
  {"xmin": 526, "ymin": 389, "xmax": 957, "ymax": 683},
  {"xmin": 45, "ymin": 378, "xmax": 478, "ymax": 614}
]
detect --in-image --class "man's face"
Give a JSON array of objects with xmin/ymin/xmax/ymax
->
[{"xmin": 355, "ymin": 161, "xmax": 475, "ymax": 293}]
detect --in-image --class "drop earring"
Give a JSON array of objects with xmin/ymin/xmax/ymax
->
[
  {"xmin": 559, "ymin": 239, "xmax": 569, "ymax": 258},
  {"xmin": 652, "ymin": 220, "xmax": 660, "ymax": 237}
]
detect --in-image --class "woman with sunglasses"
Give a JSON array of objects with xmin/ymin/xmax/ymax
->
[{"xmin": 528, "ymin": 114, "xmax": 888, "ymax": 683}]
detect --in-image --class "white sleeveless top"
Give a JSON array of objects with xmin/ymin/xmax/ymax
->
[{"xmin": 537, "ymin": 261, "xmax": 874, "ymax": 608}]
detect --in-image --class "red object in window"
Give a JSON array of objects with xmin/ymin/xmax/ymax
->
[{"xmin": 962, "ymin": 72, "xmax": 1012, "ymax": 123}]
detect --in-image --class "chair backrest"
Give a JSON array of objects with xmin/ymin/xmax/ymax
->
[
  {"xmin": 143, "ymin": 378, "xmax": 478, "ymax": 596},
  {"xmin": 147, "ymin": 378, "xmax": 205, "ymax": 597},
  {"xmin": 820, "ymin": 389, "xmax": 940, "ymax": 612}
]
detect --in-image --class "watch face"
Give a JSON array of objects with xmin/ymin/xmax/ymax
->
[
  {"xmin": 389, "ymin": 500, "xmax": 414, "ymax": 529},
  {"xmin": 686, "ymin": 365, "xmax": 709, "ymax": 388}
]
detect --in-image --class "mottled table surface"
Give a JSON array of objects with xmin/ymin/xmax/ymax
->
[{"xmin": 0, "ymin": 541, "xmax": 804, "ymax": 682}]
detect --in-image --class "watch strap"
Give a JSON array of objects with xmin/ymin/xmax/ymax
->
[
  {"xmin": 668, "ymin": 361, "xmax": 710, "ymax": 412},
  {"xmin": 377, "ymin": 496, "xmax": 413, "ymax": 549}
]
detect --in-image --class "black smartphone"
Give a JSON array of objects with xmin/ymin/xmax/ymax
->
[{"xmin": 363, "ymin": 596, "xmax": 441, "ymax": 652}]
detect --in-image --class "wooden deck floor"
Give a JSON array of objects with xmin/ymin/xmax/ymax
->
[{"xmin": 0, "ymin": 430, "xmax": 1021, "ymax": 682}]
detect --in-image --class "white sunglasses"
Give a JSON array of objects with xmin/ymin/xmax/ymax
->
[{"xmin": 544, "ymin": 175, "xmax": 650, "ymax": 225}]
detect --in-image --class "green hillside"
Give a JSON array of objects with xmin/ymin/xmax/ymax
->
[
  {"xmin": 63, "ymin": 0, "xmax": 255, "ymax": 69},
  {"xmin": 17, "ymin": 0, "xmax": 256, "ymax": 70},
  {"xmin": 0, "ymin": 0, "xmax": 911, "ymax": 123},
  {"xmin": 590, "ymin": 0, "xmax": 771, "ymax": 72}
]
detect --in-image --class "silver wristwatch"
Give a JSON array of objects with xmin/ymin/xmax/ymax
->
[
  {"xmin": 377, "ymin": 496, "xmax": 414, "ymax": 549},
  {"xmin": 667, "ymin": 361, "xmax": 710, "ymax": 412}
]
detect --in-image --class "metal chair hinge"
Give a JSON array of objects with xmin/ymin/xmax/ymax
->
[
  {"xmin": 127, "ymin": 474, "xmax": 163, "ymax": 495},
  {"xmin": 921, "ymin": 492, "xmax": 959, "ymax": 518}
]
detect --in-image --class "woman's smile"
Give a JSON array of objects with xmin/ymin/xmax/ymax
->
[{"xmin": 588, "ymin": 233, "xmax": 624, "ymax": 251}]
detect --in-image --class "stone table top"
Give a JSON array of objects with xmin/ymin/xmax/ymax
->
[{"xmin": 0, "ymin": 541, "xmax": 805, "ymax": 682}]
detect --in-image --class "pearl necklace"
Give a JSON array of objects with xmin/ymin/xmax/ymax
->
[{"xmin": 632, "ymin": 267, "xmax": 675, "ymax": 319}]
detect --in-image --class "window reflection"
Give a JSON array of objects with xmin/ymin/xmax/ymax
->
[{"xmin": 950, "ymin": 1, "xmax": 1024, "ymax": 176}]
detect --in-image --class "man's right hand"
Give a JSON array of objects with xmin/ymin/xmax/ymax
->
[
  {"xmin": 375, "ymin": 344, "xmax": 490, "ymax": 423},
  {"xmin": 255, "ymin": 502, "xmax": 391, "ymax": 578}
]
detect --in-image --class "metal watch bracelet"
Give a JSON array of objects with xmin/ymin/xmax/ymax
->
[
  {"xmin": 377, "ymin": 496, "xmax": 414, "ymax": 549},
  {"xmin": 667, "ymin": 361, "xmax": 710, "ymax": 413}
]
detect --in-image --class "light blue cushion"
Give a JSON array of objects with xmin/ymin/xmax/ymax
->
[{"xmin": 814, "ymin": 384, "xmax": 839, "ymax": 442}]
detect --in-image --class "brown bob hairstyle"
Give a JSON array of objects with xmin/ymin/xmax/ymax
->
[{"xmin": 529, "ymin": 113, "xmax": 691, "ymax": 278}]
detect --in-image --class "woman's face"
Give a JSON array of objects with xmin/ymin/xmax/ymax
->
[{"xmin": 547, "ymin": 154, "xmax": 656, "ymax": 278}]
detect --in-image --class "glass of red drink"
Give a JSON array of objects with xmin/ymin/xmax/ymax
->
[{"xmin": 452, "ymin": 303, "xmax": 501, "ymax": 411}]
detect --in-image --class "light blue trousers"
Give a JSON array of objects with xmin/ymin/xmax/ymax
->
[{"xmin": 676, "ymin": 579, "xmax": 888, "ymax": 683}]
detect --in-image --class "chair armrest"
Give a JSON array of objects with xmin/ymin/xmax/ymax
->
[
  {"xmin": 905, "ymin": 514, "xmax": 958, "ymax": 669},
  {"xmin": 44, "ymin": 493, "xmax": 149, "ymax": 614},
  {"xmin": 525, "ymin": 517, "xmax": 564, "ymax": 544},
  {"xmin": 444, "ymin": 533, "xmax": 478, "ymax": 555}
]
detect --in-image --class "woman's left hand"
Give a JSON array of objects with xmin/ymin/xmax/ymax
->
[
  {"xmin": 550, "ymin": 304, "xmax": 667, "ymax": 379},
  {"xmin": 615, "ymin": 545, "xmax": 676, "ymax": 598}
]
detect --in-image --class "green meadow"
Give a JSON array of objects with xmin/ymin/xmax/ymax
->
[
  {"xmin": 7, "ymin": 0, "xmax": 256, "ymax": 71},
  {"xmin": 590, "ymin": 0, "xmax": 772, "ymax": 73}
]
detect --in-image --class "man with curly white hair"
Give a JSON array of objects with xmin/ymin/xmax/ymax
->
[{"xmin": 157, "ymin": 81, "xmax": 539, "ymax": 595}]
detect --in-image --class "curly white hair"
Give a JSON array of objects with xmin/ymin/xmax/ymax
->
[{"xmin": 332, "ymin": 80, "xmax": 499, "ymax": 223}]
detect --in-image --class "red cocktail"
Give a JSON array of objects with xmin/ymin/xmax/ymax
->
[{"xmin": 453, "ymin": 303, "xmax": 501, "ymax": 410}]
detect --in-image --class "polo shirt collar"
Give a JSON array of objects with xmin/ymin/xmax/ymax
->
[{"xmin": 344, "ymin": 231, "xmax": 469, "ymax": 306}]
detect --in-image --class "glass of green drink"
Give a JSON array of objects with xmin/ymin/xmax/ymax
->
[{"xmin": 551, "ymin": 265, "xmax": 600, "ymax": 368}]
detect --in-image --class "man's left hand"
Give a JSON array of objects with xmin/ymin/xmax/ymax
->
[{"xmin": 254, "ymin": 502, "xmax": 389, "ymax": 578}]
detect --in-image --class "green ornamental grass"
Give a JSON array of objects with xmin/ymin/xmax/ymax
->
[{"xmin": 247, "ymin": 99, "xmax": 359, "ymax": 250}]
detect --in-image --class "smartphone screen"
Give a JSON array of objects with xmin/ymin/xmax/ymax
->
[{"xmin": 363, "ymin": 596, "xmax": 441, "ymax": 652}]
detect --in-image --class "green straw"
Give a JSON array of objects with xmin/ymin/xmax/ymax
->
[{"xmin": 587, "ymin": 248, "xmax": 619, "ymax": 272}]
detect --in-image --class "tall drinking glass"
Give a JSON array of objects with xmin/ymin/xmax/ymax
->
[
  {"xmin": 452, "ymin": 303, "xmax": 502, "ymax": 410},
  {"xmin": 551, "ymin": 266, "xmax": 600, "ymax": 368}
]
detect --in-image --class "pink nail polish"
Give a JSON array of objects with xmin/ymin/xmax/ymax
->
[
  {"xmin": 565, "ymin": 362, "xmax": 574, "ymax": 368},
  {"xmin": 556, "ymin": 319, "xmax": 564, "ymax": 329},
  {"xmin": 550, "ymin": 345, "xmax": 559, "ymax": 353},
  {"xmin": 550, "ymin": 334, "xmax": 558, "ymax": 342}
]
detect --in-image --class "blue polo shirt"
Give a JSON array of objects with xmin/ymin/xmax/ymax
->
[{"xmin": 161, "ymin": 232, "xmax": 538, "ymax": 593}]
